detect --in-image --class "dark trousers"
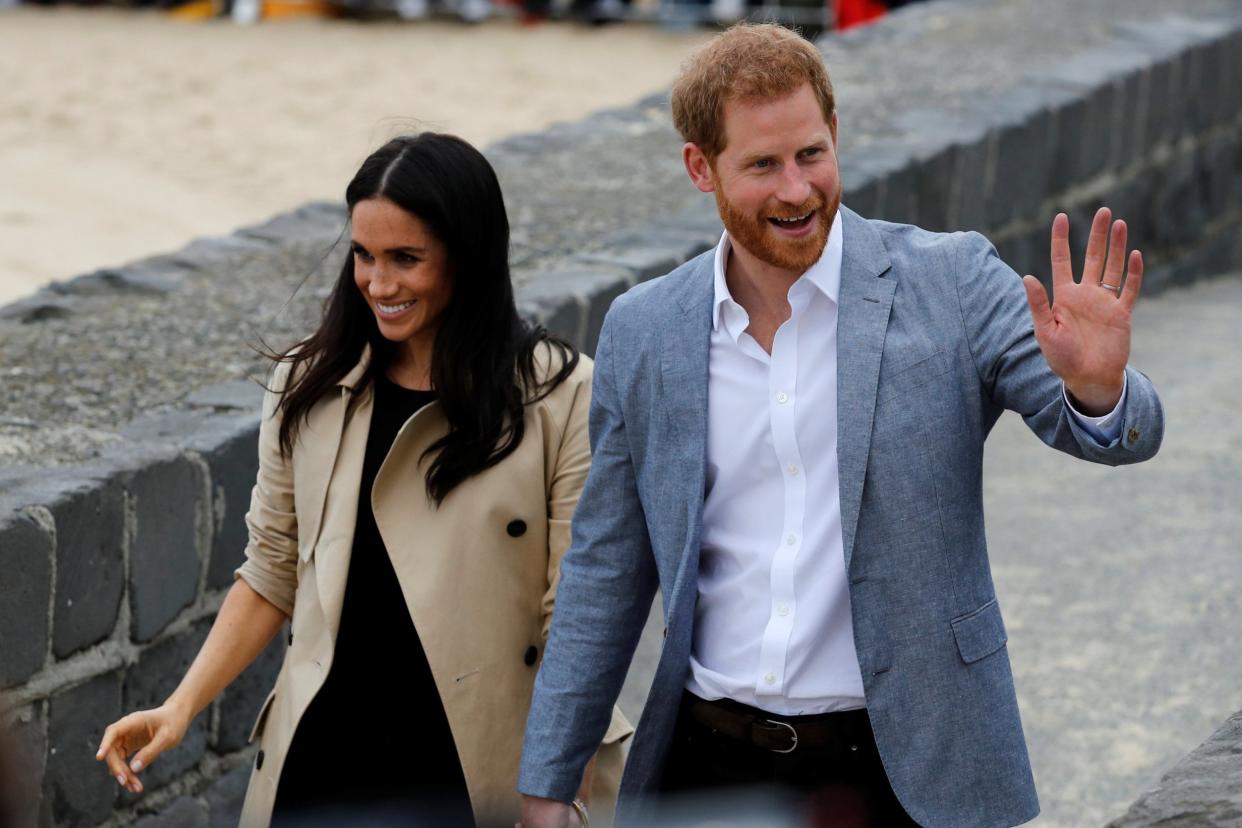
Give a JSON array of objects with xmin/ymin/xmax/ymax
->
[{"xmin": 657, "ymin": 692, "xmax": 920, "ymax": 827}]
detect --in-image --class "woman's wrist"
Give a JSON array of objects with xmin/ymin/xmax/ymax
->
[{"xmin": 571, "ymin": 799, "xmax": 589, "ymax": 827}]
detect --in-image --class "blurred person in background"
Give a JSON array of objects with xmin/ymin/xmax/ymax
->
[
  {"xmin": 518, "ymin": 22, "xmax": 1162, "ymax": 828},
  {"xmin": 95, "ymin": 132, "xmax": 630, "ymax": 827}
]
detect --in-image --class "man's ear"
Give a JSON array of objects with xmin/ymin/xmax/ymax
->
[
  {"xmin": 830, "ymin": 111, "xmax": 839, "ymax": 150},
  {"xmin": 682, "ymin": 143, "xmax": 716, "ymax": 194}
]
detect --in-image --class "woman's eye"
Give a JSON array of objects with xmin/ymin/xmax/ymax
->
[
  {"xmin": 352, "ymin": 246, "xmax": 373, "ymax": 262},
  {"xmin": 395, "ymin": 252, "xmax": 420, "ymax": 265}
]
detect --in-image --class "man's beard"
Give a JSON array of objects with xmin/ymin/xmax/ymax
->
[{"xmin": 714, "ymin": 181, "xmax": 840, "ymax": 273}]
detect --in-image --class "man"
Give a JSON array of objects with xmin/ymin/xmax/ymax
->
[{"xmin": 519, "ymin": 23, "xmax": 1163, "ymax": 828}]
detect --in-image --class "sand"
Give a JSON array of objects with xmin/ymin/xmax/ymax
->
[{"xmin": 0, "ymin": 7, "xmax": 710, "ymax": 305}]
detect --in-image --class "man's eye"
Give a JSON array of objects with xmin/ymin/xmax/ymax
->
[
  {"xmin": 754, "ymin": 159, "xmax": 772, "ymax": 169},
  {"xmin": 801, "ymin": 148, "xmax": 821, "ymax": 158}
]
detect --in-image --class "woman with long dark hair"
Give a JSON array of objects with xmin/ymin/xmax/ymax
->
[{"xmin": 95, "ymin": 133, "xmax": 631, "ymax": 827}]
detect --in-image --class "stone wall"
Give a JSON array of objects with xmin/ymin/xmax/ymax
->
[{"xmin": 2, "ymin": 0, "xmax": 1241, "ymax": 825}]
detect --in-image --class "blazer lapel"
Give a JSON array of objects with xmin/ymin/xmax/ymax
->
[
  {"xmin": 658, "ymin": 255, "xmax": 714, "ymax": 590},
  {"xmin": 835, "ymin": 208, "xmax": 895, "ymax": 572}
]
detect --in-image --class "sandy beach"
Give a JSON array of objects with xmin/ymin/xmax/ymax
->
[{"xmin": 0, "ymin": 7, "xmax": 710, "ymax": 305}]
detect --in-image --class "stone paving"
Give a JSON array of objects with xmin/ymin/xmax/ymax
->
[{"xmin": 616, "ymin": 271, "xmax": 1242, "ymax": 827}]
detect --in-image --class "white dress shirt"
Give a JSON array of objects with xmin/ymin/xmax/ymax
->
[{"xmin": 686, "ymin": 210, "xmax": 1126, "ymax": 716}]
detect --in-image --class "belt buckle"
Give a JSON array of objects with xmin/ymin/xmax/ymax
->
[{"xmin": 759, "ymin": 719, "xmax": 798, "ymax": 753}]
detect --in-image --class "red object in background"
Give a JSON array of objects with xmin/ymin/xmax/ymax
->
[{"xmin": 835, "ymin": 0, "xmax": 886, "ymax": 29}]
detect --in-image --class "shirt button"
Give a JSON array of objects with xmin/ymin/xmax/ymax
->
[
  {"xmin": 776, "ymin": 392, "xmax": 789, "ymax": 404},
  {"xmin": 777, "ymin": 605, "xmax": 790, "ymax": 617},
  {"xmin": 787, "ymin": 464, "xmax": 799, "ymax": 476},
  {"xmin": 764, "ymin": 673, "xmax": 776, "ymax": 685},
  {"xmin": 786, "ymin": 534, "xmax": 797, "ymax": 546}
]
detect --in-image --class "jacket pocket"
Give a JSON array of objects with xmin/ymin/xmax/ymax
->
[
  {"xmin": 950, "ymin": 598, "xmax": 1007, "ymax": 664},
  {"xmin": 248, "ymin": 689, "xmax": 278, "ymax": 743}
]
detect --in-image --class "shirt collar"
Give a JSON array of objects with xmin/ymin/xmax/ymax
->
[{"xmin": 711, "ymin": 208, "xmax": 844, "ymax": 332}]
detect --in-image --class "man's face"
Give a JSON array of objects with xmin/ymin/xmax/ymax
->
[{"xmin": 691, "ymin": 83, "xmax": 841, "ymax": 275}]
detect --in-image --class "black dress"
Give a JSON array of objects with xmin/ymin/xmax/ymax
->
[{"xmin": 272, "ymin": 377, "xmax": 474, "ymax": 826}]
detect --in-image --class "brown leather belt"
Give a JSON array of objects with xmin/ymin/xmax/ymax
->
[{"xmin": 684, "ymin": 693, "xmax": 871, "ymax": 755}]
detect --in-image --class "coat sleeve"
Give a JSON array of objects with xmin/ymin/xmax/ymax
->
[
  {"xmin": 541, "ymin": 357, "xmax": 594, "ymax": 642},
  {"xmin": 233, "ymin": 361, "xmax": 299, "ymax": 617},
  {"xmin": 519, "ymin": 307, "xmax": 659, "ymax": 804},
  {"xmin": 953, "ymin": 231, "xmax": 1164, "ymax": 465}
]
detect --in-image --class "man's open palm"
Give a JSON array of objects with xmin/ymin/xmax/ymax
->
[{"xmin": 1021, "ymin": 207, "xmax": 1142, "ymax": 415}]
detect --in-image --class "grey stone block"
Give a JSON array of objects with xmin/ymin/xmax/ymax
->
[
  {"xmin": 1152, "ymin": 150, "xmax": 1206, "ymax": 247},
  {"xmin": 0, "ymin": 513, "xmax": 51, "ymax": 687},
  {"xmin": 212, "ymin": 631, "xmax": 285, "ymax": 753},
  {"xmin": 47, "ymin": 475, "xmax": 126, "ymax": 659},
  {"xmin": 0, "ymin": 294, "xmax": 75, "ymax": 324},
  {"xmin": 6, "ymin": 703, "xmax": 49, "ymax": 828},
  {"xmin": 879, "ymin": 161, "xmax": 917, "ymax": 226},
  {"xmin": 1103, "ymin": 172, "xmax": 1157, "ymax": 251},
  {"xmin": 575, "ymin": 246, "xmax": 682, "ymax": 284},
  {"xmin": 126, "ymin": 455, "xmax": 204, "ymax": 643},
  {"xmin": 205, "ymin": 764, "xmax": 251, "ymax": 828},
  {"xmin": 184, "ymin": 381, "xmax": 265, "ymax": 412},
  {"xmin": 531, "ymin": 266, "xmax": 634, "ymax": 358},
  {"xmin": 599, "ymin": 225, "xmax": 717, "ymax": 266},
  {"xmin": 842, "ymin": 167, "xmax": 882, "ymax": 221},
  {"xmin": 1107, "ymin": 708, "xmax": 1242, "ymax": 827},
  {"xmin": 913, "ymin": 143, "xmax": 958, "ymax": 233},
  {"xmin": 982, "ymin": 86, "xmax": 1058, "ymax": 227},
  {"xmin": 123, "ymin": 621, "xmax": 212, "ymax": 791},
  {"xmin": 183, "ymin": 417, "xmax": 261, "ymax": 591},
  {"xmin": 1113, "ymin": 68, "xmax": 1150, "ymax": 172},
  {"xmin": 44, "ymin": 671, "xmax": 122, "ymax": 827},
  {"xmin": 237, "ymin": 201, "xmax": 346, "ymax": 246},
  {"xmin": 133, "ymin": 795, "xmax": 209, "ymax": 828},
  {"xmin": 1200, "ymin": 134, "xmax": 1234, "ymax": 222},
  {"xmin": 171, "ymin": 234, "xmax": 270, "ymax": 272},
  {"xmin": 516, "ymin": 281, "xmax": 585, "ymax": 350}
]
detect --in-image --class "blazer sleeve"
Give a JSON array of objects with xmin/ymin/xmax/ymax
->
[
  {"xmin": 954, "ymin": 231, "xmax": 1164, "ymax": 465},
  {"xmin": 233, "ymin": 361, "xmax": 299, "ymax": 617},
  {"xmin": 519, "ymin": 307, "xmax": 659, "ymax": 804},
  {"xmin": 541, "ymin": 357, "xmax": 593, "ymax": 642}
]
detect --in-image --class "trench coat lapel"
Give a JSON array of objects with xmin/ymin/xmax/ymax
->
[{"xmin": 835, "ymin": 207, "xmax": 895, "ymax": 572}]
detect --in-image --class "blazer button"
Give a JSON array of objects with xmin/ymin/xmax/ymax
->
[
  {"xmin": 256, "ymin": 750, "xmax": 265, "ymax": 770},
  {"xmin": 1127, "ymin": 427, "xmax": 1140, "ymax": 444},
  {"xmin": 507, "ymin": 519, "xmax": 527, "ymax": 538},
  {"xmin": 524, "ymin": 645, "xmax": 538, "ymax": 666}
]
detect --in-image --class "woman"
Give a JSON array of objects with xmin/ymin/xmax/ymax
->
[{"xmin": 95, "ymin": 133, "xmax": 630, "ymax": 827}]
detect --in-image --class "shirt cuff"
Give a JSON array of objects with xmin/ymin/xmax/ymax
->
[{"xmin": 1062, "ymin": 373, "xmax": 1128, "ymax": 444}]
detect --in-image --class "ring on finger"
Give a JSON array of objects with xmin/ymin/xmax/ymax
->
[{"xmin": 1099, "ymin": 282, "xmax": 1120, "ymax": 292}]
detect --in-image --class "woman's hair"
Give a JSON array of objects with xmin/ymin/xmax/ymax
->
[
  {"xmin": 670, "ymin": 22, "xmax": 835, "ymax": 162},
  {"xmin": 272, "ymin": 133, "xmax": 578, "ymax": 505}
]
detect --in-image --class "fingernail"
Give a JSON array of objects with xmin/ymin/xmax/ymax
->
[
  {"xmin": 129, "ymin": 759, "xmax": 143, "ymax": 773},
  {"xmin": 116, "ymin": 774, "xmax": 126, "ymax": 787}
]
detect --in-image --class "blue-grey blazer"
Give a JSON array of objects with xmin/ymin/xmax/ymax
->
[{"xmin": 519, "ymin": 207, "xmax": 1164, "ymax": 828}]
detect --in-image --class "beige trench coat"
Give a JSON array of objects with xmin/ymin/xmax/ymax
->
[{"xmin": 234, "ymin": 346, "xmax": 632, "ymax": 826}]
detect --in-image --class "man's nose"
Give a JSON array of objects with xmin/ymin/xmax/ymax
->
[{"xmin": 776, "ymin": 165, "xmax": 812, "ymax": 205}]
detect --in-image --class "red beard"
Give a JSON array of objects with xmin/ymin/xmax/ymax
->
[{"xmin": 714, "ymin": 181, "xmax": 840, "ymax": 273}]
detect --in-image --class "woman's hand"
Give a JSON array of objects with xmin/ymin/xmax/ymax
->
[{"xmin": 95, "ymin": 700, "xmax": 193, "ymax": 794}]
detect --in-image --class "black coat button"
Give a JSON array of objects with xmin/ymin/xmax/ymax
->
[
  {"xmin": 524, "ymin": 645, "xmax": 538, "ymax": 666},
  {"xmin": 287, "ymin": 630, "xmax": 293, "ymax": 646},
  {"xmin": 507, "ymin": 519, "xmax": 527, "ymax": 538},
  {"xmin": 256, "ymin": 750, "xmax": 265, "ymax": 770}
]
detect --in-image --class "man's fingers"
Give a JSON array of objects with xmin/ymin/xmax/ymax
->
[
  {"xmin": 1082, "ymin": 206, "xmax": 1111, "ymax": 285},
  {"xmin": 1102, "ymin": 219, "xmax": 1127, "ymax": 287},
  {"xmin": 1050, "ymin": 213, "xmax": 1073, "ymax": 289},
  {"xmin": 1022, "ymin": 275, "xmax": 1053, "ymax": 320},
  {"xmin": 1120, "ymin": 250, "xmax": 1143, "ymax": 310}
]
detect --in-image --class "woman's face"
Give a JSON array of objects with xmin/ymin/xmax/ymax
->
[{"xmin": 351, "ymin": 196, "xmax": 453, "ymax": 355}]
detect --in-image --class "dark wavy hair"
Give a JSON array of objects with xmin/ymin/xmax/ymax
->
[{"xmin": 271, "ymin": 133, "xmax": 578, "ymax": 505}]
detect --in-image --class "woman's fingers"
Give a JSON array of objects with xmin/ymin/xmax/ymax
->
[{"xmin": 96, "ymin": 712, "xmax": 161, "ymax": 795}]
